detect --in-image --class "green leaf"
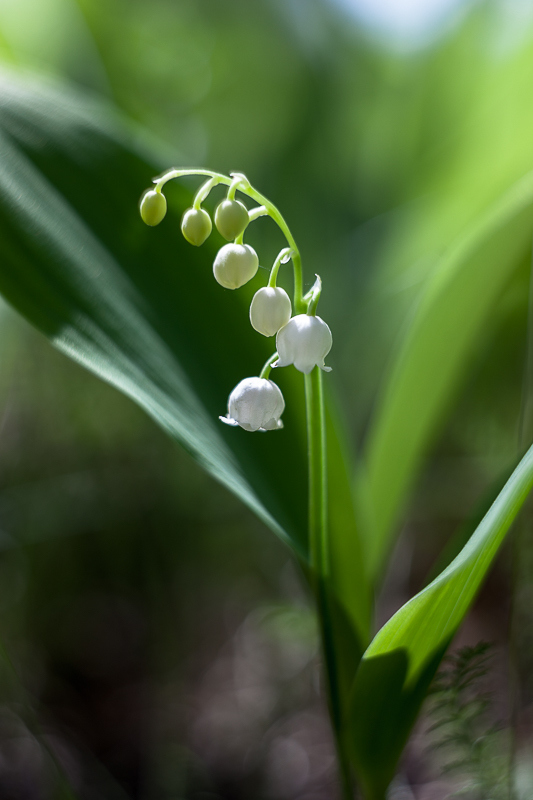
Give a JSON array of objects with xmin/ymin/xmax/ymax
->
[
  {"xmin": 306, "ymin": 398, "xmax": 373, "ymax": 740},
  {"xmin": 358, "ymin": 171, "xmax": 533, "ymax": 578},
  {"xmin": 0, "ymin": 75, "xmax": 372, "ymax": 655},
  {"xmin": 326, "ymin": 393, "xmax": 372, "ymax": 691},
  {"xmin": 0, "ymin": 77, "xmax": 313, "ymax": 554},
  {"xmin": 348, "ymin": 442, "xmax": 533, "ymax": 799},
  {"xmin": 0, "ymin": 77, "xmax": 374, "ymax": 728}
]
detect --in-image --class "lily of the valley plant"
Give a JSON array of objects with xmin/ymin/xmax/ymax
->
[
  {"xmin": 140, "ymin": 168, "xmax": 344, "ymax": 783},
  {"xmin": 3, "ymin": 82, "xmax": 533, "ymax": 800},
  {"xmin": 138, "ymin": 168, "xmax": 533, "ymax": 800}
]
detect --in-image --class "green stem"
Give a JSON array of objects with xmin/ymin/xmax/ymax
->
[
  {"xmin": 305, "ymin": 367, "xmax": 328, "ymax": 574},
  {"xmin": 154, "ymin": 168, "xmax": 304, "ymax": 312},
  {"xmin": 268, "ymin": 247, "xmax": 293, "ymax": 288},
  {"xmin": 305, "ymin": 367, "xmax": 354, "ymax": 800},
  {"xmin": 193, "ymin": 176, "xmax": 219, "ymax": 209},
  {"xmin": 249, "ymin": 205, "xmax": 268, "ymax": 221},
  {"xmin": 227, "ymin": 175, "xmax": 243, "ymax": 200},
  {"xmin": 259, "ymin": 352, "xmax": 278, "ymax": 380},
  {"xmin": 157, "ymin": 166, "xmax": 348, "ymax": 790}
]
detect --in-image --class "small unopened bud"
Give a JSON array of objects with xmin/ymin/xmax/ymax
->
[
  {"xmin": 220, "ymin": 377, "xmax": 285, "ymax": 431},
  {"xmin": 215, "ymin": 199, "xmax": 249, "ymax": 240},
  {"xmin": 213, "ymin": 244, "xmax": 259, "ymax": 289},
  {"xmin": 250, "ymin": 287, "xmax": 292, "ymax": 337},
  {"xmin": 140, "ymin": 190, "xmax": 167, "ymax": 226},
  {"xmin": 275, "ymin": 314, "xmax": 332, "ymax": 374},
  {"xmin": 181, "ymin": 207, "xmax": 212, "ymax": 246}
]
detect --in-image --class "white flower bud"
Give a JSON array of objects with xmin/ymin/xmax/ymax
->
[
  {"xmin": 249, "ymin": 287, "xmax": 292, "ymax": 337},
  {"xmin": 213, "ymin": 244, "xmax": 259, "ymax": 289},
  {"xmin": 219, "ymin": 377, "xmax": 285, "ymax": 432},
  {"xmin": 275, "ymin": 314, "xmax": 332, "ymax": 374}
]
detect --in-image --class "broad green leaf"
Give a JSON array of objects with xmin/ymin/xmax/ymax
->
[
  {"xmin": 348, "ymin": 442, "xmax": 533, "ymax": 799},
  {"xmin": 358, "ymin": 170, "xmax": 533, "ymax": 579},
  {"xmin": 0, "ymin": 75, "xmax": 373, "ymax": 660},
  {"xmin": 326, "ymin": 394, "xmax": 372, "ymax": 691},
  {"xmin": 0, "ymin": 77, "xmax": 314, "ymax": 553},
  {"xmin": 305, "ymin": 398, "xmax": 373, "ymax": 734}
]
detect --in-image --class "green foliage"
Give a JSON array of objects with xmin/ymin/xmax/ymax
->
[
  {"xmin": 428, "ymin": 643, "xmax": 511, "ymax": 800},
  {"xmin": 0, "ymin": 78, "xmax": 372, "ymax": 756},
  {"xmin": 347, "ymin": 442, "xmax": 533, "ymax": 798},
  {"xmin": 2, "ymin": 72, "xmax": 533, "ymax": 799},
  {"xmin": 0, "ymin": 77, "xmax": 310, "ymax": 556},
  {"xmin": 358, "ymin": 171, "xmax": 533, "ymax": 578},
  {"xmin": 2, "ymin": 3, "xmax": 533, "ymax": 796}
]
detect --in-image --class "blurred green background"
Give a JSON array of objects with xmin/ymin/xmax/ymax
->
[{"xmin": 1, "ymin": 0, "xmax": 533, "ymax": 797}]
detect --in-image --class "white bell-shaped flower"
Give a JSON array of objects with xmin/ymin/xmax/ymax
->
[
  {"xmin": 250, "ymin": 287, "xmax": 292, "ymax": 337},
  {"xmin": 275, "ymin": 314, "xmax": 332, "ymax": 374},
  {"xmin": 219, "ymin": 377, "xmax": 285, "ymax": 432},
  {"xmin": 213, "ymin": 244, "xmax": 259, "ymax": 289}
]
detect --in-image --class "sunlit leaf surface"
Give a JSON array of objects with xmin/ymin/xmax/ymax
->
[
  {"xmin": 0, "ymin": 77, "xmax": 372, "ymax": 659},
  {"xmin": 348, "ymin": 443, "xmax": 533, "ymax": 798},
  {"xmin": 0, "ymin": 77, "xmax": 312, "ymax": 555},
  {"xmin": 359, "ymin": 171, "xmax": 533, "ymax": 577}
]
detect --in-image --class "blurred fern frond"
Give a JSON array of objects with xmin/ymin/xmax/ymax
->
[{"xmin": 427, "ymin": 642, "xmax": 513, "ymax": 800}]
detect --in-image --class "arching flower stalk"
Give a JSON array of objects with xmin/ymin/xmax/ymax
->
[{"xmin": 138, "ymin": 169, "xmax": 352, "ymax": 798}]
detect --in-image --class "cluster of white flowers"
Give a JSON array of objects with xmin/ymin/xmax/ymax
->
[{"xmin": 140, "ymin": 172, "xmax": 332, "ymax": 432}]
